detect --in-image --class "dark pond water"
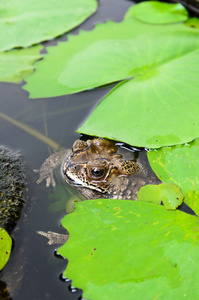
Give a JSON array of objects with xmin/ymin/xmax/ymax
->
[
  {"xmin": 0, "ymin": 0, "xmax": 135, "ymax": 299},
  {"xmin": 1, "ymin": 0, "xmax": 198, "ymax": 299}
]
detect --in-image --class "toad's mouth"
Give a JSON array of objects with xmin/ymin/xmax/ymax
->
[
  {"xmin": 62, "ymin": 169, "xmax": 107, "ymax": 193},
  {"xmin": 63, "ymin": 171, "xmax": 78, "ymax": 185}
]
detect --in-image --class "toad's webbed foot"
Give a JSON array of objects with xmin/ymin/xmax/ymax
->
[
  {"xmin": 37, "ymin": 231, "xmax": 68, "ymax": 245},
  {"xmin": 34, "ymin": 168, "xmax": 56, "ymax": 188},
  {"xmin": 34, "ymin": 148, "xmax": 71, "ymax": 188}
]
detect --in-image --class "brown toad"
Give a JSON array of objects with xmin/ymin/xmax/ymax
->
[{"xmin": 34, "ymin": 138, "xmax": 160, "ymax": 200}]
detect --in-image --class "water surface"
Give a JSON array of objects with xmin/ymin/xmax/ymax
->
[{"xmin": 0, "ymin": 1, "xmax": 134, "ymax": 299}]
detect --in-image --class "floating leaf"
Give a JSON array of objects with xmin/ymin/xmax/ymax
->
[
  {"xmin": 24, "ymin": 17, "xmax": 152, "ymax": 97},
  {"xmin": 128, "ymin": 1, "xmax": 188, "ymax": 24},
  {"xmin": 24, "ymin": 12, "xmax": 199, "ymax": 100},
  {"xmin": 58, "ymin": 200, "xmax": 199, "ymax": 300},
  {"xmin": 147, "ymin": 139, "xmax": 199, "ymax": 215},
  {"xmin": 0, "ymin": 0, "xmax": 97, "ymax": 51},
  {"xmin": 137, "ymin": 182, "xmax": 184, "ymax": 209},
  {"xmin": 24, "ymin": 4, "xmax": 199, "ymax": 148},
  {"xmin": 78, "ymin": 46, "xmax": 199, "ymax": 148},
  {"xmin": 0, "ymin": 45, "xmax": 43, "ymax": 83},
  {"xmin": 0, "ymin": 228, "xmax": 12, "ymax": 271}
]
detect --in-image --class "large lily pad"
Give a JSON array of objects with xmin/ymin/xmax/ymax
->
[
  {"xmin": 24, "ymin": 9, "xmax": 199, "ymax": 99},
  {"xmin": 147, "ymin": 139, "xmax": 199, "ymax": 215},
  {"xmin": 0, "ymin": 45, "xmax": 43, "ymax": 83},
  {"xmin": 0, "ymin": 0, "xmax": 97, "ymax": 51},
  {"xmin": 78, "ymin": 46, "xmax": 199, "ymax": 148},
  {"xmin": 0, "ymin": 228, "xmax": 12, "ymax": 271},
  {"xmin": 24, "ymin": 3, "xmax": 199, "ymax": 148},
  {"xmin": 58, "ymin": 200, "xmax": 199, "ymax": 300}
]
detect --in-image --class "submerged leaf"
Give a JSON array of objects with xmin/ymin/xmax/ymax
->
[
  {"xmin": 147, "ymin": 139, "xmax": 199, "ymax": 215},
  {"xmin": 58, "ymin": 200, "xmax": 199, "ymax": 300},
  {"xmin": 128, "ymin": 1, "xmax": 188, "ymax": 24},
  {"xmin": 48, "ymin": 184, "xmax": 84, "ymax": 214},
  {"xmin": 0, "ymin": 45, "xmax": 43, "ymax": 83},
  {"xmin": 0, "ymin": 0, "xmax": 97, "ymax": 51},
  {"xmin": 137, "ymin": 182, "xmax": 184, "ymax": 209},
  {"xmin": 0, "ymin": 111, "xmax": 59, "ymax": 150},
  {"xmin": 0, "ymin": 228, "xmax": 12, "ymax": 271}
]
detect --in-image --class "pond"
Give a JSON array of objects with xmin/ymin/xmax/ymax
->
[
  {"xmin": 0, "ymin": 0, "xmax": 134, "ymax": 299},
  {"xmin": 0, "ymin": 0, "xmax": 199, "ymax": 299}
]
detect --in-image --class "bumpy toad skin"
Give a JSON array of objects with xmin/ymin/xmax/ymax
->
[
  {"xmin": 62, "ymin": 138, "xmax": 159, "ymax": 200},
  {"xmin": 34, "ymin": 138, "xmax": 160, "ymax": 200}
]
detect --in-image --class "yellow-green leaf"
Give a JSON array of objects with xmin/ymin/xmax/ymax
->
[
  {"xmin": 137, "ymin": 182, "xmax": 184, "ymax": 209},
  {"xmin": 0, "ymin": 228, "xmax": 12, "ymax": 271},
  {"xmin": 148, "ymin": 139, "xmax": 199, "ymax": 215},
  {"xmin": 58, "ymin": 200, "xmax": 199, "ymax": 300}
]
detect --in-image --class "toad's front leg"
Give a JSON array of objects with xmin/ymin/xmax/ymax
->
[{"xmin": 34, "ymin": 148, "xmax": 71, "ymax": 188}]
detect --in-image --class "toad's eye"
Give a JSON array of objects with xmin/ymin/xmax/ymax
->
[{"xmin": 90, "ymin": 167, "xmax": 105, "ymax": 179}]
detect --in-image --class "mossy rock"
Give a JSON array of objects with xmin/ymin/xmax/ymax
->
[{"xmin": 0, "ymin": 148, "xmax": 26, "ymax": 232}]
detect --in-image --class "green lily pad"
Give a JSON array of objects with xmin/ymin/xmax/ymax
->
[
  {"xmin": 23, "ymin": 17, "xmax": 153, "ymax": 98},
  {"xmin": 147, "ymin": 139, "xmax": 199, "ymax": 215},
  {"xmin": 58, "ymin": 199, "xmax": 199, "ymax": 300},
  {"xmin": 24, "ymin": 5, "xmax": 199, "ymax": 148},
  {"xmin": 0, "ymin": 0, "xmax": 97, "ymax": 51},
  {"xmin": 78, "ymin": 46, "xmax": 199, "ymax": 148},
  {"xmin": 0, "ymin": 45, "xmax": 43, "ymax": 83},
  {"xmin": 0, "ymin": 228, "xmax": 12, "ymax": 271},
  {"xmin": 24, "ymin": 11, "xmax": 199, "ymax": 100},
  {"xmin": 137, "ymin": 182, "xmax": 184, "ymax": 209},
  {"xmin": 129, "ymin": 1, "xmax": 188, "ymax": 24}
]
